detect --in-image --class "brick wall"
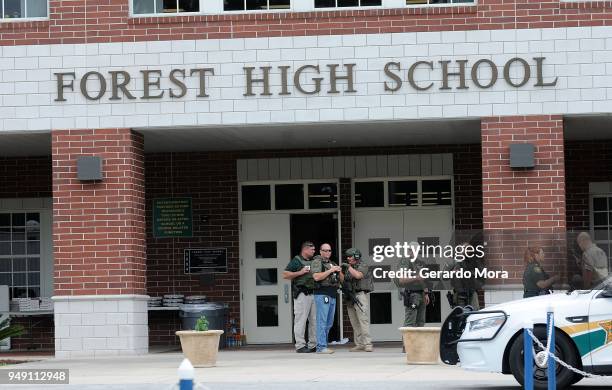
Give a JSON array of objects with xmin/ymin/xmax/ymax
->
[
  {"xmin": 481, "ymin": 115, "xmax": 566, "ymax": 284},
  {"xmin": 145, "ymin": 143, "xmax": 481, "ymax": 344},
  {"xmin": 0, "ymin": 157, "xmax": 51, "ymax": 199},
  {"xmin": 52, "ymin": 128, "xmax": 146, "ymax": 296},
  {"xmin": 2, "ymin": 1, "xmax": 612, "ymax": 46}
]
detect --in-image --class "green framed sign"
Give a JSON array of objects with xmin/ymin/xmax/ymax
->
[{"xmin": 153, "ymin": 198, "xmax": 193, "ymax": 238}]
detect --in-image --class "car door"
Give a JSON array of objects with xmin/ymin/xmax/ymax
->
[{"xmin": 588, "ymin": 282, "xmax": 612, "ymax": 372}]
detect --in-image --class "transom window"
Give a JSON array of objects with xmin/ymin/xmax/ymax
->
[
  {"xmin": 224, "ymin": 0, "xmax": 290, "ymax": 11},
  {"xmin": 354, "ymin": 178, "xmax": 453, "ymax": 208},
  {"xmin": 241, "ymin": 182, "xmax": 338, "ymax": 212},
  {"xmin": 0, "ymin": 213, "xmax": 41, "ymax": 299},
  {"xmin": 1, "ymin": 0, "xmax": 47, "ymax": 19}
]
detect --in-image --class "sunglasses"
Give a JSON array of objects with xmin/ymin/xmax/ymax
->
[{"xmin": 320, "ymin": 249, "xmax": 332, "ymax": 252}]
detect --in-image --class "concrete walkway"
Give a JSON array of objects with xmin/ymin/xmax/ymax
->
[{"xmin": 1, "ymin": 346, "xmax": 610, "ymax": 389}]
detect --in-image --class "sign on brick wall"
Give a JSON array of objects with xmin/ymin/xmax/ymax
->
[
  {"xmin": 153, "ymin": 198, "xmax": 193, "ymax": 238},
  {"xmin": 184, "ymin": 248, "xmax": 228, "ymax": 274}
]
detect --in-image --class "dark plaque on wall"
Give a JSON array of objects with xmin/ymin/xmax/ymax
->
[
  {"xmin": 184, "ymin": 248, "xmax": 228, "ymax": 274},
  {"xmin": 153, "ymin": 198, "xmax": 193, "ymax": 238}
]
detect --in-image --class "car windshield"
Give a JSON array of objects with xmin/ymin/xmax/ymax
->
[{"xmin": 578, "ymin": 275, "xmax": 612, "ymax": 294}]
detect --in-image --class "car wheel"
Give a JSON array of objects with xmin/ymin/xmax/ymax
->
[
  {"xmin": 570, "ymin": 373, "xmax": 583, "ymax": 386},
  {"xmin": 508, "ymin": 327, "xmax": 579, "ymax": 390}
]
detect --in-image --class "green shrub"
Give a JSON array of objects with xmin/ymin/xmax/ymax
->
[
  {"xmin": 0, "ymin": 318, "xmax": 25, "ymax": 342},
  {"xmin": 194, "ymin": 315, "xmax": 209, "ymax": 331}
]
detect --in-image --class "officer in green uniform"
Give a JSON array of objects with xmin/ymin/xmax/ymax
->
[
  {"xmin": 395, "ymin": 242, "xmax": 430, "ymax": 327},
  {"xmin": 522, "ymin": 247, "xmax": 559, "ymax": 298},
  {"xmin": 283, "ymin": 241, "xmax": 317, "ymax": 353},
  {"xmin": 449, "ymin": 242, "xmax": 484, "ymax": 309},
  {"xmin": 340, "ymin": 248, "xmax": 374, "ymax": 352}
]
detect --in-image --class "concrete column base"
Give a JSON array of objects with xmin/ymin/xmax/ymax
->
[{"xmin": 53, "ymin": 295, "xmax": 149, "ymax": 359}]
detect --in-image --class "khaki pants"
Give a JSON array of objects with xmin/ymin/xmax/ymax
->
[
  {"xmin": 346, "ymin": 291, "xmax": 372, "ymax": 348},
  {"xmin": 293, "ymin": 292, "xmax": 316, "ymax": 350}
]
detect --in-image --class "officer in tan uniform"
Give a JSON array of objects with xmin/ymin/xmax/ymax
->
[
  {"xmin": 340, "ymin": 248, "xmax": 374, "ymax": 352},
  {"xmin": 577, "ymin": 232, "xmax": 609, "ymax": 288}
]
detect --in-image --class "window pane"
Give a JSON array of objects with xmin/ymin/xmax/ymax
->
[
  {"xmin": 0, "ymin": 273, "xmax": 10, "ymax": 285},
  {"xmin": 29, "ymin": 287, "xmax": 40, "ymax": 298},
  {"xmin": 422, "ymin": 180, "xmax": 452, "ymax": 206},
  {"xmin": 256, "ymin": 295, "xmax": 279, "ymax": 327},
  {"xmin": 3, "ymin": 0, "xmax": 23, "ymax": 18},
  {"xmin": 355, "ymin": 181, "xmax": 384, "ymax": 208},
  {"xmin": 133, "ymin": 0, "xmax": 156, "ymax": 14},
  {"xmin": 0, "ymin": 259, "xmax": 10, "ymax": 272},
  {"xmin": 162, "ymin": 0, "xmax": 178, "ymax": 12},
  {"xmin": 12, "ymin": 213, "xmax": 25, "ymax": 226},
  {"xmin": 594, "ymin": 212, "xmax": 608, "ymax": 226},
  {"xmin": 12, "ymin": 287, "xmax": 28, "ymax": 299},
  {"xmin": 0, "ymin": 242, "xmax": 9, "ymax": 256},
  {"xmin": 255, "ymin": 241, "xmax": 277, "ymax": 259},
  {"xmin": 179, "ymin": 0, "xmax": 199, "ymax": 12},
  {"xmin": 12, "ymin": 242, "xmax": 25, "ymax": 255},
  {"xmin": 13, "ymin": 273, "xmax": 26, "ymax": 285},
  {"xmin": 13, "ymin": 258, "xmax": 27, "ymax": 272},
  {"xmin": 256, "ymin": 268, "xmax": 278, "ymax": 286},
  {"xmin": 28, "ymin": 258, "xmax": 40, "ymax": 272},
  {"xmin": 370, "ymin": 292, "xmax": 392, "ymax": 324},
  {"xmin": 0, "ymin": 227, "xmax": 10, "ymax": 241},
  {"xmin": 242, "ymin": 185, "xmax": 271, "ymax": 211},
  {"xmin": 361, "ymin": 0, "xmax": 381, "ymax": 5},
  {"xmin": 315, "ymin": 0, "xmax": 336, "ymax": 7},
  {"xmin": 308, "ymin": 183, "xmax": 337, "ymax": 209},
  {"xmin": 28, "ymin": 0, "xmax": 48, "ymax": 17},
  {"xmin": 224, "ymin": 0, "xmax": 244, "ymax": 11},
  {"xmin": 388, "ymin": 181, "xmax": 418, "ymax": 207},
  {"xmin": 12, "ymin": 227, "xmax": 25, "ymax": 242},
  {"xmin": 246, "ymin": 0, "xmax": 267, "ymax": 10},
  {"xmin": 275, "ymin": 184, "xmax": 304, "ymax": 210},
  {"xmin": 269, "ymin": 0, "xmax": 290, "ymax": 9},
  {"xmin": 0, "ymin": 214, "xmax": 9, "ymax": 226},
  {"xmin": 28, "ymin": 272, "xmax": 40, "ymax": 285},
  {"xmin": 594, "ymin": 197, "xmax": 608, "ymax": 212},
  {"xmin": 27, "ymin": 241, "xmax": 40, "ymax": 255}
]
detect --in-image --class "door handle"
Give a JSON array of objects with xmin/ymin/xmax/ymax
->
[{"xmin": 284, "ymin": 284, "xmax": 290, "ymax": 304}]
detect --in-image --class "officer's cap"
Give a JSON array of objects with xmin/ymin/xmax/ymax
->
[{"xmin": 345, "ymin": 248, "xmax": 362, "ymax": 260}]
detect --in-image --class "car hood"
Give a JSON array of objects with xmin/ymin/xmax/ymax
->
[{"xmin": 468, "ymin": 291, "xmax": 595, "ymax": 322}]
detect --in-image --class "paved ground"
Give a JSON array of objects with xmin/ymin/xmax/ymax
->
[{"xmin": 0, "ymin": 346, "xmax": 610, "ymax": 389}]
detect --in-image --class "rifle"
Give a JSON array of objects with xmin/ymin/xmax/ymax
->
[{"xmin": 341, "ymin": 285, "xmax": 364, "ymax": 313}]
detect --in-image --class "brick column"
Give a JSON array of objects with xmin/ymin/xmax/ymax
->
[
  {"xmin": 481, "ymin": 116, "xmax": 566, "ymax": 305},
  {"xmin": 52, "ymin": 128, "xmax": 148, "ymax": 358}
]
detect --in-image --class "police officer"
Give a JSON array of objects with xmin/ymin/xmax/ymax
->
[
  {"xmin": 311, "ymin": 243, "xmax": 341, "ymax": 354},
  {"xmin": 340, "ymin": 248, "xmax": 374, "ymax": 352},
  {"xmin": 576, "ymin": 232, "xmax": 609, "ymax": 288},
  {"xmin": 396, "ymin": 242, "xmax": 430, "ymax": 327},
  {"xmin": 283, "ymin": 241, "xmax": 317, "ymax": 353},
  {"xmin": 523, "ymin": 246, "xmax": 559, "ymax": 298},
  {"xmin": 449, "ymin": 242, "xmax": 484, "ymax": 309}
]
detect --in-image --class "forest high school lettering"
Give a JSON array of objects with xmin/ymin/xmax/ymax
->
[{"xmin": 54, "ymin": 57, "xmax": 557, "ymax": 102}]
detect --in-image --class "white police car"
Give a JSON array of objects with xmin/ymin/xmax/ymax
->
[{"xmin": 440, "ymin": 276, "xmax": 612, "ymax": 389}]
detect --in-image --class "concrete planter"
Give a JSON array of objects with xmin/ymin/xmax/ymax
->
[
  {"xmin": 176, "ymin": 330, "xmax": 224, "ymax": 367},
  {"xmin": 398, "ymin": 327, "xmax": 441, "ymax": 365}
]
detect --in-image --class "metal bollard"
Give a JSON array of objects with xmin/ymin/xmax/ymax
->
[
  {"xmin": 546, "ymin": 308, "xmax": 556, "ymax": 390},
  {"xmin": 178, "ymin": 358, "xmax": 194, "ymax": 390},
  {"xmin": 524, "ymin": 320, "xmax": 534, "ymax": 390}
]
